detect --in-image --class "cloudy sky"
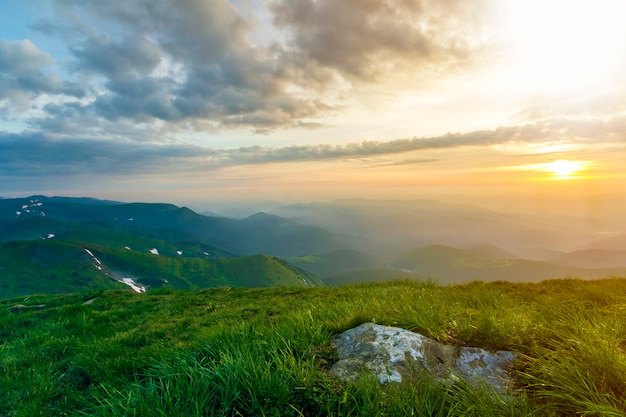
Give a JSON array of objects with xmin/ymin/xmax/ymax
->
[{"xmin": 1, "ymin": 0, "xmax": 625, "ymax": 208}]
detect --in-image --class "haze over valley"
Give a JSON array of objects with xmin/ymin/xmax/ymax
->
[{"xmin": 1, "ymin": 194, "xmax": 624, "ymax": 297}]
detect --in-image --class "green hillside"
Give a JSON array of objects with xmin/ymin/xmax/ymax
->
[
  {"xmin": 324, "ymin": 268, "xmax": 417, "ymax": 285},
  {"xmin": 288, "ymin": 249, "xmax": 380, "ymax": 277},
  {"xmin": 387, "ymin": 244, "xmax": 623, "ymax": 284},
  {"xmin": 0, "ymin": 240, "xmax": 320, "ymax": 298},
  {"xmin": 91, "ymin": 245, "xmax": 322, "ymax": 289},
  {"xmin": 1, "ymin": 278, "xmax": 625, "ymax": 416},
  {"xmin": 0, "ymin": 196, "xmax": 350, "ymax": 257},
  {"xmin": 54, "ymin": 223, "xmax": 236, "ymax": 258},
  {"xmin": 0, "ymin": 240, "xmax": 129, "ymax": 296}
]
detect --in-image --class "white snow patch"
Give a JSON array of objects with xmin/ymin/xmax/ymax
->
[
  {"xmin": 35, "ymin": 202, "xmax": 43, "ymax": 206},
  {"xmin": 128, "ymin": 218, "xmax": 134, "ymax": 221},
  {"xmin": 149, "ymin": 248, "xmax": 159, "ymax": 255},
  {"xmin": 121, "ymin": 278, "xmax": 146, "ymax": 293},
  {"xmin": 203, "ymin": 252, "xmax": 210, "ymax": 256},
  {"xmin": 84, "ymin": 248, "xmax": 103, "ymax": 268},
  {"xmin": 21, "ymin": 205, "xmax": 28, "ymax": 209},
  {"xmin": 125, "ymin": 246, "xmax": 132, "ymax": 250},
  {"xmin": 16, "ymin": 211, "xmax": 21, "ymax": 216},
  {"xmin": 40, "ymin": 212, "xmax": 46, "ymax": 216},
  {"xmin": 177, "ymin": 250, "xmax": 183, "ymax": 255},
  {"xmin": 47, "ymin": 234, "xmax": 55, "ymax": 239}
]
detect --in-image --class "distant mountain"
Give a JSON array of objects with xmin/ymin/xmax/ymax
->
[
  {"xmin": 0, "ymin": 239, "xmax": 320, "ymax": 298},
  {"xmin": 287, "ymin": 249, "xmax": 381, "ymax": 277},
  {"xmin": 578, "ymin": 234, "xmax": 626, "ymax": 251},
  {"xmin": 2, "ymin": 195, "xmax": 623, "ymax": 296},
  {"xmin": 464, "ymin": 244, "xmax": 519, "ymax": 259},
  {"xmin": 222, "ymin": 212, "xmax": 353, "ymax": 256},
  {"xmin": 0, "ymin": 240, "xmax": 129, "ymax": 297},
  {"xmin": 270, "ymin": 198, "xmax": 607, "ymax": 254},
  {"xmin": 551, "ymin": 249, "xmax": 626, "ymax": 268},
  {"xmin": 512, "ymin": 247, "xmax": 566, "ymax": 261},
  {"xmin": 388, "ymin": 245, "xmax": 623, "ymax": 284},
  {"xmin": 324, "ymin": 268, "xmax": 417, "ymax": 286},
  {"xmin": 0, "ymin": 196, "xmax": 351, "ymax": 257},
  {"xmin": 323, "ymin": 244, "xmax": 624, "ymax": 286}
]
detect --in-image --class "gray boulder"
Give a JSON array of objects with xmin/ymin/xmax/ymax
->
[{"xmin": 330, "ymin": 323, "xmax": 518, "ymax": 394}]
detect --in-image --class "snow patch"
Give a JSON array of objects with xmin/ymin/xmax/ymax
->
[
  {"xmin": 120, "ymin": 278, "xmax": 146, "ymax": 293},
  {"xmin": 47, "ymin": 234, "xmax": 55, "ymax": 239},
  {"xmin": 84, "ymin": 248, "xmax": 103, "ymax": 269},
  {"xmin": 124, "ymin": 246, "xmax": 132, "ymax": 250},
  {"xmin": 176, "ymin": 250, "xmax": 183, "ymax": 255},
  {"xmin": 149, "ymin": 248, "xmax": 159, "ymax": 255},
  {"xmin": 203, "ymin": 252, "xmax": 210, "ymax": 256},
  {"xmin": 16, "ymin": 211, "xmax": 21, "ymax": 216}
]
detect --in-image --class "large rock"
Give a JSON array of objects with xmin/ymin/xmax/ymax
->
[{"xmin": 330, "ymin": 323, "xmax": 518, "ymax": 394}]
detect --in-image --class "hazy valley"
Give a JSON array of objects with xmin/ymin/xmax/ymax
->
[{"xmin": 1, "ymin": 195, "xmax": 625, "ymax": 297}]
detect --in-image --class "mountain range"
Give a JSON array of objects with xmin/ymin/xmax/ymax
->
[{"xmin": 1, "ymin": 195, "xmax": 624, "ymax": 297}]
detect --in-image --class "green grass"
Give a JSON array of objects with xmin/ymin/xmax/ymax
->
[
  {"xmin": 1, "ymin": 278, "xmax": 625, "ymax": 416},
  {"xmin": 0, "ymin": 240, "xmax": 320, "ymax": 298}
]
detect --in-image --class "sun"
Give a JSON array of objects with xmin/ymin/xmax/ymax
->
[{"xmin": 541, "ymin": 160, "xmax": 585, "ymax": 180}]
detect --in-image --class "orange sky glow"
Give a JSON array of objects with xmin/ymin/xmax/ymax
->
[{"xmin": 0, "ymin": 0, "xmax": 625, "ymax": 217}]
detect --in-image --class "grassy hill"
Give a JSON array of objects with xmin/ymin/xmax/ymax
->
[
  {"xmin": 323, "ymin": 245, "xmax": 625, "ymax": 286},
  {"xmin": 552, "ymin": 249, "xmax": 626, "ymax": 268},
  {"xmin": 386, "ymin": 244, "xmax": 623, "ymax": 284},
  {"xmin": 0, "ymin": 196, "xmax": 350, "ymax": 257},
  {"xmin": 0, "ymin": 240, "xmax": 320, "ymax": 298},
  {"xmin": 0, "ymin": 240, "xmax": 129, "ymax": 296},
  {"xmin": 324, "ymin": 267, "xmax": 417, "ymax": 286},
  {"xmin": 287, "ymin": 249, "xmax": 381, "ymax": 277},
  {"xmin": 1, "ymin": 278, "xmax": 625, "ymax": 416}
]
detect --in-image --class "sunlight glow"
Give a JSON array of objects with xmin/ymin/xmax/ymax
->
[
  {"xmin": 539, "ymin": 160, "xmax": 586, "ymax": 180},
  {"xmin": 505, "ymin": 0, "xmax": 626, "ymax": 91}
]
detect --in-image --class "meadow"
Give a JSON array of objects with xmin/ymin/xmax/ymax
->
[{"xmin": 1, "ymin": 278, "xmax": 625, "ymax": 416}]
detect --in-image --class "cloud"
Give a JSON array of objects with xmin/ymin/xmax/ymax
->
[
  {"xmin": 0, "ymin": 131, "xmax": 213, "ymax": 178},
  {"xmin": 25, "ymin": 0, "xmax": 332, "ymax": 134},
  {"xmin": 14, "ymin": 0, "xmax": 495, "ymax": 136},
  {"xmin": 3, "ymin": 116, "xmax": 623, "ymax": 185},
  {"xmin": 221, "ymin": 124, "xmax": 549, "ymax": 165},
  {"xmin": 0, "ymin": 39, "xmax": 82, "ymax": 111},
  {"xmin": 70, "ymin": 33, "xmax": 162, "ymax": 80},
  {"xmin": 270, "ymin": 0, "xmax": 491, "ymax": 80}
]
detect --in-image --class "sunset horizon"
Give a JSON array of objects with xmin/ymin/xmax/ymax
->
[{"xmin": 1, "ymin": 0, "xmax": 625, "ymax": 216}]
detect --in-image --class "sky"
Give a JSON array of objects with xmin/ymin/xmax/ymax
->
[{"xmin": 1, "ymin": 0, "xmax": 625, "ymax": 212}]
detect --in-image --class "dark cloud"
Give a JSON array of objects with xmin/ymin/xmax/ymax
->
[
  {"xmin": 270, "ymin": 0, "xmax": 487, "ymax": 80},
  {"xmin": 0, "ymin": 131, "xmax": 212, "ymax": 177},
  {"xmin": 2, "ymin": 117, "xmax": 622, "ymax": 186},
  {"xmin": 0, "ymin": 39, "xmax": 82, "ymax": 110},
  {"xmin": 70, "ymin": 33, "xmax": 162, "ymax": 80},
  {"xmin": 222, "ymin": 123, "xmax": 550, "ymax": 165},
  {"xmin": 15, "ymin": 0, "xmax": 490, "ymax": 135},
  {"xmin": 0, "ymin": 39, "xmax": 52, "ymax": 73},
  {"xmin": 27, "ymin": 0, "xmax": 330, "ymax": 134}
]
